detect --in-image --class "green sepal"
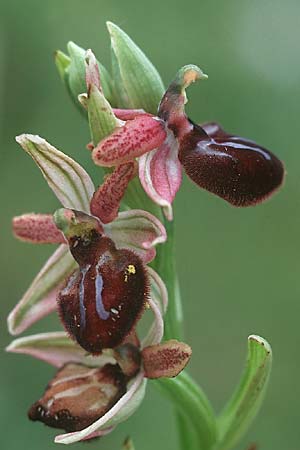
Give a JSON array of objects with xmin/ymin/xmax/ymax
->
[
  {"xmin": 87, "ymin": 84, "xmax": 119, "ymax": 145},
  {"xmin": 55, "ymin": 42, "xmax": 115, "ymax": 111},
  {"xmin": 217, "ymin": 335, "xmax": 272, "ymax": 450},
  {"xmin": 107, "ymin": 21, "xmax": 165, "ymax": 114}
]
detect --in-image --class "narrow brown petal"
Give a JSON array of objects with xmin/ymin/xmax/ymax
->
[
  {"xmin": 28, "ymin": 363, "xmax": 127, "ymax": 432},
  {"xmin": 142, "ymin": 340, "xmax": 192, "ymax": 379},
  {"xmin": 90, "ymin": 161, "xmax": 137, "ymax": 224}
]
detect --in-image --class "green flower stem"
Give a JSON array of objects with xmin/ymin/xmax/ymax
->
[
  {"xmin": 155, "ymin": 372, "xmax": 216, "ymax": 450},
  {"xmin": 153, "ymin": 217, "xmax": 217, "ymax": 450},
  {"xmin": 152, "ymin": 219, "xmax": 183, "ymax": 341},
  {"xmin": 176, "ymin": 412, "xmax": 199, "ymax": 450}
]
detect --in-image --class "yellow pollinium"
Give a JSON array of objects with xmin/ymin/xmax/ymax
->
[{"xmin": 124, "ymin": 264, "xmax": 136, "ymax": 282}]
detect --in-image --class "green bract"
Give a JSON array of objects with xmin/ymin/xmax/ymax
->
[{"xmin": 107, "ymin": 21, "xmax": 165, "ymax": 114}]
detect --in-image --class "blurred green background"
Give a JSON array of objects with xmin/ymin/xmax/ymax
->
[{"xmin": 1, "ymin": 0, "xmax": 299, "ymax": 449}]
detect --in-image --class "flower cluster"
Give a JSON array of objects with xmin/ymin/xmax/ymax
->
[
  {"xmin": 8, "ymin": 131, "xmax": 192, "ymax": 443},
  {"xmin": 7, "ymin": 20, "xmax": 281, "ymax": 449}
]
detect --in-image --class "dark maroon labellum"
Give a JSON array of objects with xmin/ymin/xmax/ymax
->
[
  {"xmin": 178, "ymin": 121, "xmax": 284, "ymax": 206},
  {"xmin": 28, "ymin": 363, "xmax": 126, "ymax": 432},
  {"xmin": 58, "ymin": 231, "xmax": 148, "ymax": 354}
]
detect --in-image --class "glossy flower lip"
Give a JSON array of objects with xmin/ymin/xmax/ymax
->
[
  {"xmin": 6, "ymin": 290, "xmax": 191, "ymax": 446},
  {"xmin": 6, "ymin": 267, "xmax": 175, "ymax": 444},
  {"xmin": 54, "ymin": 209, "xmax": 150, "ymax": 354},
  {"xmin": 28, "ymin": 362, "xmax": 128, "ymax": 433},
  {"xmin": 178, "ymin": 120, "xmax": 285, "ymax": 207},
  {"xmin": 8, "ymin": 134, "xmax": 166, "ymax": 337}
]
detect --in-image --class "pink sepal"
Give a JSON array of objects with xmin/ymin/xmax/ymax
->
[
  {"xmin": 90, "ymin": 162, "xmax": 137, "ymax": 224},
  {"xmin": 12, "ymin": 213, "xmax": 65, "ymax": 244},
  {"xmin": 139, "ymin": 133, "xmax": 182, "ymax": 221},
  {"xmin": 104, "ymin": 209, "xmax": 167, "ymax": 263},
  {"xmin": 7, "ymin": 245, "xmax": 76, "ymax": 335},
  {"xmin": 92, "ymin": 115, "xmax": 166, "ymax": 167}
]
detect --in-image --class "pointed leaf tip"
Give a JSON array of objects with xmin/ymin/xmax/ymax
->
[{"xmin": 217, "ymin": 334, "xmax": 272, "ymax": 450}]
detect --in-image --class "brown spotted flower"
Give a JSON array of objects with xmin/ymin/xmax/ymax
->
[
  {"xmin": 86, "ymin": 54, "xmax": 284, "ymax": 220},
  {"xmin": 6, "ymin": 129, "xmax": 193, "ymax": 444},
  {"xmin": 8, "ymin": 135, "xmax": 166, "ymax": 337},
  {"xmin": 7, "ymin": 292, "xmax": 191, "ymax": 443}
]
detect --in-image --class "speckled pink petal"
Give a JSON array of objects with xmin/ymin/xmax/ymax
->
[
  {"xmin": 139, "ymin": 133, "xmax": 182, "ymax": 221},
  {"xmin": 90, "ymin": 162, "xmax": 137, "ymax": 224},
  {"xmin": 54, "ymin": 372, "xmax": 146, "ymax": 444},
  {"xmin": 7, "ymin": 245, "xmax": 77, "ymax": 335},
  {"xmin": 142, "ymin": 340, "xmax": 192, "ymax": 379},
  {"xmin": 12, "ymin": 213, "xmax": 66, "ymax": 244},
  {"xmin": 92, "ymin": 115, "xmax": 166, "ymax": 167},
  {"xmin": 104, "ymin": 209, "xmax": 166, "ymax": 263},
  {"xmin": 6, "ymin": 332, "xmax": 115, "ymax": 368}
]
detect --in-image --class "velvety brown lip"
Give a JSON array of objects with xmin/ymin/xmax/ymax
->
[
  {"xmin": 178, "ymin": 122, "xmax": 284, "ymax": 207},
  {"xmin": 58, "ymin": 231, "xmax": 149, "ymax": 354}
]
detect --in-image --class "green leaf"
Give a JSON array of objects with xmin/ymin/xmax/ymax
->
[
  {"xmin": 107, "ymin": 21, "xmax": 165, "ymax": 114},
  {"xmin": 16, "ymin": 134, "xmax": 94, "ymax": 213},
  {"xmin": 217, "ymin": 335, "xmax": 272, "ymax": 450}
]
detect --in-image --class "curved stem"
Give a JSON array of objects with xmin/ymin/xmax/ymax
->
[
  {"xmin": 155, "ymin": 372, "xmax": 216, "ymax": 450},
  {"xmin": 152, "ymin": 219, "xmax": 183, "ymax": 341},
  {"xmin": 153, "ymin": 217, "xmax": 217, "ymax": 450}
]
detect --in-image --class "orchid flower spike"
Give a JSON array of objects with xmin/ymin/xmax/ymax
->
[
  {"xmin": 7, "ymin": 131, "xmax": 188, "ymax": 445},
  {"xmin": 88, "ymin": 60, "xmax": 284, "ymax": 219}
]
